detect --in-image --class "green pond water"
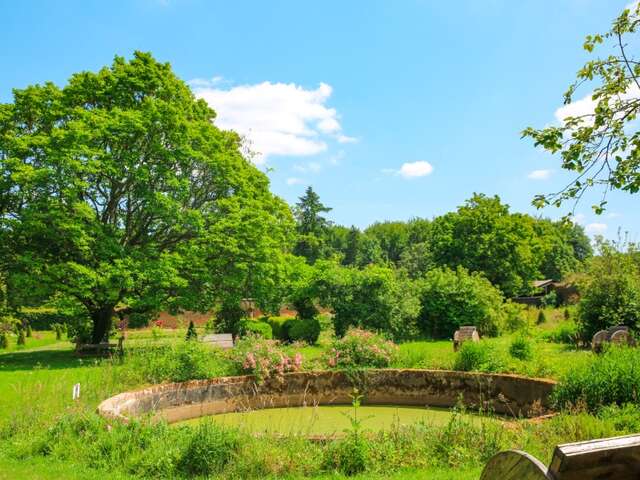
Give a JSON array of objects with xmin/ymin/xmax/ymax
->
[{"xmin": 177, "ymin": 405, "xmax": 496, "ymax": 435}]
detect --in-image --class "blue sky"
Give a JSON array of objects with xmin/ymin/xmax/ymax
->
[{"xmin": 1, "ymin": 0, "xmax": 637, "ymax": 239}]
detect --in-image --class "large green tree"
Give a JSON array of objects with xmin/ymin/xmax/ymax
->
[
  {"xmin": 523, "ymin": 4, "xmax": 640, "ymax": 213},
  {"xmin": 0, "ymin": 52, "xmax": 293, "ymax": 343},
  {"xmin": 429, "ymin": 194, "xmax": 542, "ymax": 297},
  {"xmin": 293, "ymin": 186, "xmax": 332, "ymax": 263}
]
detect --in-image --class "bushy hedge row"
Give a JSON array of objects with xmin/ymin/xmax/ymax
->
[
  {"xmin": 16, "ymin": 307, "xmax": 84, "ymax": 330},
  {"xmin": 258, "ymin": 316, "xmax": 321, "ymax": 344}
]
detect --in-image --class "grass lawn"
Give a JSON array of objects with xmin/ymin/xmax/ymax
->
[{"xmin": 0, "ymin": 313, "xmax": 599, "ymax": 479}]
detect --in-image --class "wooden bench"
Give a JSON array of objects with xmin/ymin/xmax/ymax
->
[
  {"xmin": 480, "ymin": 433, "xmax": 640, "ymax": 479},
  {"xmin": 453, "ymin": 326, "xmax": 479, "ymax": 351},
  {"xmin": 75, "ymin": 337, "xmax": 125, "ymax": 357},
  {"xmin": 592, "ymin": 325, "xmax": 635, "ymax": 353},
  {"xmin": 201, "ymin": 333, "xmax": 234, "ymax": 349}
]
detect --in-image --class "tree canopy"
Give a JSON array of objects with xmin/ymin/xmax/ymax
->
[
  {"xmin": 523, "ymin": 4, "xmax": 640, "ymax": 213},
  {"xmin": 0, "ymin": 52, "xmax": 292, "ymax": 342}
]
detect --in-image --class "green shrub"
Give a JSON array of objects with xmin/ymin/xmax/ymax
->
[
  {"xmin": 502, "ymin": 301, "xmax": 527, "ymax": 332},
  {"xmin": 51, "ymin": 323, "xmax": 66, "ymax": 340},
  {"xmin": 564, "ymin": 308, "xmax": 571, "ymax": 321},
  {"xmin": 176, "ymin": 422, "xmax": 241, "ymax": 476},
  {"xmin": 540, "ymin": 291, "xmax": 558, "ymax": 308},
  {"xmin": 314, "ymin": 262, "xmax": 421, "ymax": 341},
  {"xmin": 26, "ymin": 324, "xmax": 32, "ymax": 337},
  {"xmin": 286, "ymin": 317, "xmax": 321, "ymax": 344},
  {"xmin": 259, "ymin": 316, "xmax": 293, "ymax": 341},
  {"xmin": 292, "ymin": 297, "xmax": 319, "ymax": 320},
  {"xmin": 326, "ymin": 328, "xmax": 398, "ymax": 369},
  {"xmin": 185, "ymin": 320, "xmax": 197, "ymax": 341},
  {"xmin": 536, "ymin": 310, "xmax": 547, "ymax": 324},
  {"xmin": 577, "ymin": 243, "xmax": 640, "ymax": 339},
  {"xmin": 417, "ymin": 266, "xmax": 504, "ymax": 338},
  {"xmin": 509, "ymin": 335, "xmax": 533, "ymax": 361},
  {"xmin": 215, "ymin": 302, "xmax": 246, "ymax": 336},
  {"xmin": 453, "ymin": 341, "xmax": 502, "ymax": 372},
  {"xmin": 553, "ymin": 346, "xmax": 640, "ymax": 412},
  {"xmin": 0, "ymin": 332, "xmax": 8, "ymax": 349},
  {"xmin": 323, "ymin": 432, "xmax": 370, "ymax": 475},
  {"xmin": 238, "ymin": 320, "xmax": 273, "ymax": 339},
  {"xmin": 543, "ymin": 320, "xmax": 579, "ymax": 344},
  {"xmin": 16, "ymin": 328, "xmax": 25, "ymax": 346},
  {"xmin": 128, "ymin": 341, "xmax": 228, "ymax": 383}
]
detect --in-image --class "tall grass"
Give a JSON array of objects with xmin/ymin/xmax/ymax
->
[{"xmin": 553, "ymin": 346, "xmax": 640, "ymax": 412}]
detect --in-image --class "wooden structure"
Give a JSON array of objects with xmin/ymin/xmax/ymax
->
[
  {"xmin": 592, "ymin": 325, "xmax": 635, "ymax": 353},
  {"xmin": 453, "ymin": 326, "xmax": 479, "ymax": 351},
  {"xmin": 201, "ymin": 333, "xmax": 234, "ymax": 349},
  {"xmin": 75, "ymin": 336, "xmax": 125, "ymax": 357},
  {"xmin": 480, "ymin": 433, "xmax": 640, "ymax": 479}
]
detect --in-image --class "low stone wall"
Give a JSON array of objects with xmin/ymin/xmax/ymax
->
[{"xmin": 97, "ymin": 369, "xmax": 557, "ymax": 424}]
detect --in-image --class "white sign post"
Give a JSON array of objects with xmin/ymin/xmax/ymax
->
[{"xmin": 72, "ymin": 383, "xmax": 81, "ymax": 400}]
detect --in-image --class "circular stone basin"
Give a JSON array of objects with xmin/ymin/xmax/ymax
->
[
  {"xmin": 175, "ymin": 404, "xmax": 496, "ymax": 436},
  {"xmin": 98, "ymin": 370, "xmax": 556, "ymax": 433}
]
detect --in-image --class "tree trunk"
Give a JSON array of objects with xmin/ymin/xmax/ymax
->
[{"xmin": 91, "ymin": 305, "xmax": 114, "ymax": 344}]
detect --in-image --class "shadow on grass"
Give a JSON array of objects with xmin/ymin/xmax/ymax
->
[{"xmin": 0, "ymin": 348, "xmax": 110, "ymax": 372}]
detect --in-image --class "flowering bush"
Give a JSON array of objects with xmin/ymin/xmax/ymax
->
[
  {"xmin": 230, "ymin": 336, "xmax": 303, "ymax": 382},
  {"xmin": 325, "ymin": 328, "xmax": 398, "ymax": 369}
]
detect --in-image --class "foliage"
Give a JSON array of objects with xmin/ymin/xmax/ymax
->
[
  {"xmin": 259, "ymin": 316, "xmax": 291, "ymax": 341},
  {"xmin": 453, "ymin": 341, "xmax": 503, "ymax": 373},
  {"xmin": 293, "ymin": 186, "xmax": 333, "ymax": 264},
  {"xmin": 0, "ymin": 51, "xmax": 292, "ymax": 344},
  {"xmin": 229, "ymin": 336, "xmax": 303, "ymax": 382},
  {"xmin": 215, "ymin": 302, "xmax": 246, "ymax": 336},
  {"xmin": 502, "ymin": 301, "xmax": 528, "ymax": 332},
  {"xmin": 543, "ymin": 320, "xmax": 579, "ymax": 344},
  {"xmin": 285, "ymin": 317, "xmax": 321, "ymax": 344},
  {"xmin": 577, "ymin": 241, "xmax": 640, "ymax": 339},
  {"xmin": 314, "ymin": 261, "xmax": 421, "ymax": 340},
  {"xmin": 428, "ymin": 194, "xmax": 544, "ymax": 297},
  {"xmin": 238, "ymin": 319, "xmax": 273, "ymax": 339},
  {"xmin": 399, "ymin": 241, "xmax": 434, "ymax": 279},
  {"xmin": 364, "ymin": 221, "xmax": 410, "ymax": 264},
  {"xmin": 540, "ymin": 291, "xmax": 559, "ymax": 308},
  {"xmin": 16, "ymin": 328, "xmax": 25, "ymax": 346},
  {"xmin": 325, "ymin": 328, "xmax": 398, "ymax": 369},
  {"xmin": 509, "ymin": 335, "xmax": 533, "ymax": 361},
  {"xmin": 185, "ymin": 320, "xmax": 197, "ymax": 341},
  {"xmin": 553, "ymin": 346, "xmax": 640, "ymax": 412},
  {"xmin": 126, "ymin": 342, "xmax": 229, "ymax": 384},
  {"xmin": 523, "ymin": 3, "xmax": 640, "ymax": 212},
  {"xmin": 322, "ymin": 394, "xmax": 371, "ymax": 476},
  {"xmin": 0, "ymin": 331, "xmax": 8, "ymax": 349},
  {"xmin": 417, "ymin": 266, "xmax": 505, "ymax": 338},
  {"xmin": 13, "ymin": 306, "xmax": 85, "ymax": 331},
  {"xmin": 176, "ymin": 421, "xmax": 241, "ymax": 476},
  {"xmin": 537, "ymin": 310, "xmax": 547, "ymax": 325}
]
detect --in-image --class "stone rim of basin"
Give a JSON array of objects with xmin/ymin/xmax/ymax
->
[{"xmin": 97, "ymin": 369, "xmax": 557, "ymax": 435}]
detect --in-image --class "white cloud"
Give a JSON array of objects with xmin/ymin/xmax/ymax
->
[
  {"xmin": 293, "ymin": 161, "xmax": 322, "ymax": 174},
  {"xmin": 585, "ymin": 222, "xmax": 608, "ymax": 235},
  {"xmin": 398, "ymin": 161, "xmax": 434, "ymax": 179},
  {"xmin": 286, "ymin": 177, "xmax": 304, "ymax": 186},
  {"xmin": 191, "ymin": 80, "xmax": 352, "ymax": 164},
  {"xmin": 527, "ymin": 169, "xmax": 553, "ymax": 180},
  {"xmin": 337, "ymin": 134, "xmax": 358, "ymax": 144},
  {"xmin": 607, "ymin": 212, "xmax": 623, "ymax": 218},
  {"xmin": 573, "ymin": 213, "xmax": 586, "ymax": 225},
  {"xmin": 556, "ymin": 84, "xmax": 640, "ymax": 125}
]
